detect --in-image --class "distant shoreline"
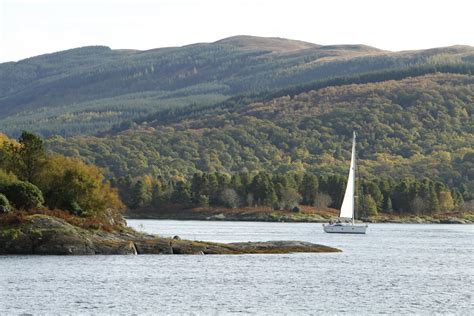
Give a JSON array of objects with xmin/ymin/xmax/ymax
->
[{"xmin": 125, "ymin": 207, "xmax": 473, "ymax": 224}]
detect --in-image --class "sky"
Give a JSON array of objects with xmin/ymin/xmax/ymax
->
[{"xmin": 1, "ymin": 0, "xmax": 473, "ymax": 62}]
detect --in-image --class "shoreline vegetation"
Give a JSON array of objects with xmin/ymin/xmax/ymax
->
[
  {"xmin": 125, "ymin": 206, "xmax": 473, "ymax": 224},
  {"xmin": 0, "ymin": 132, "xmax": 339, "ymax": 255}
]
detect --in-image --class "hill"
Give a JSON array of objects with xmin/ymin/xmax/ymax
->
[
  {"xmin": 1, "ymin": 36, "xmax": 473, "ymax": 137},
  {"xmin": 47, "ymin": 71, "xmax": 474, "ymax": 200}
]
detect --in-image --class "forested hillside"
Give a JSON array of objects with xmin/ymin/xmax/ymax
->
[
  {"xmin": 48, "ymin": 72, "xmax": 474, "ymax": 201},
  {"xmin": 1, "ymin": 36, "xmax": 473, "ymax": 137}
]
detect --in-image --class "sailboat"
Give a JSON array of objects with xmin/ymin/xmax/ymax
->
[{"xmin": 323, "ymin": 132, "xmax": 368, "ymax": 234}]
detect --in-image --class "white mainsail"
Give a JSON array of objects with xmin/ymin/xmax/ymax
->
[{"xmin": 339, "ymin": 132, "xmax": 356, "ymax": 219}]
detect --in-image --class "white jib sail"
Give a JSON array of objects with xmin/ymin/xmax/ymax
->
[{"xmin": 339, "ymin": 132, "xmax": 356, "ymax": 219}]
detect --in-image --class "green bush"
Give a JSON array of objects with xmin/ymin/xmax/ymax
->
[
  {"xmin": 4, "ymin": 181, "xmax": 44, "ymax": 210},
  {"xmin": 0, "ymin": 193, "xmax": 11, "ymax": 213}
]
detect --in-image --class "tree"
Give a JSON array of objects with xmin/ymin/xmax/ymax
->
[
  {"xmin": 299, "ymin": 174, "xmax": 318, "ymax": 205},
  {"xmin": 364, "ymin": 181, "xmax": 383, "ymax": 209},
  {"xmin": 250, "ymin": 172, "xmax": 277, "ymax": 206},
  {"xmin": 427, "ymin": 185, "xmax": 440, "ymax": 214},
  {"xmin": 0, "ymin": 169, "xmax": 18, "ymax": 188},
  {"xmin": 220, "ymin": 188, "xmax": 239, "ymax": 208},
  {"xmin": 314, "ymin": 192, "xmax": 332, "ymax": 208},
  {"xmin": 198, "ymin": 195, "xmax": 209, "ymax": 208},
  {"xmin": 16, "ymin": 131, "xmax": 46, "ymax": 183},
  {"xmin": 151, "ymin": 182, "xmax": 164, "ymax": 208},
  {"xmin": 277, "ymin": 187, "xmax": 301, "ymax": 211},
  {"xmin": 207, "ymin": 173, "xmax": 220, "ymax": 205},
  {"xmin": 171, "ymin": 181, "xmax": 191, "ymax": 206},
  {"xmin": 319, "ymin": 175, "xmax": 345, "ymax": 208},
  {"xmin": 411, "ymin": 197, "xmax": 427, "ymax": 215},
  {"xmin": 190, "ymin": 173, "xmax": 207, "ymax": 204},
  {"xmin": 4, "ymin": 181, "xmax": 44, "ymax": 210},
  {"xmin": 364, "ymin": 194, "xmax": 378, "ymax": 216},
  {"xmin": 132, "ymin": 180, "xmax": 151, "ymax": 209},
  {"xmin": 37, "ymin": 155, "xmax": 123, "ymax": 215},
  {"xmin": 393, "ymin": 179, "xmax": 412, "ymax": 213},
  {"xmin": 439, "ymin": 191, "xmax": 455, "ymax": 212},
  {"xmin": 0, "ymin": 193, "xmax": 11, "ymax": 213}
]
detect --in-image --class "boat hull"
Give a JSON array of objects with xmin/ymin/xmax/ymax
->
[{"xmin": 322, "ymin": 223, "xmax": 368, "ymax": 234}]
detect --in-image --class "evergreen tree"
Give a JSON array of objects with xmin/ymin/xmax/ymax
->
[
  {"xmin": 171, "ymin": 181, "xmax": 191, "ymax": 206},
  {"xmin": 151, "ymin": 182, "xmax": 163, "ymax": 208},
  {"xmin": 16, "ymin": 131, "xmax": 46, "ymax": 183},
  {"xmin": 250, "ymin": 172, "xmax": 277, "ymax": 206},
  {"xmin": 299, "ymin": 173, "xmax": 318, "ymax": 205},
  {"xmin": 393, "ymin": 179, "xmax": 412, "ymax": 214},
  {"xmin": 190, "ymin": 173, "xmax": 207, "ymax": 204},
  {"xmin": 207, "ymin": 173, "xmax": 220, "ymax": 205},
  {"xmin": 132, "ymin": 180, "xmax": 151, "ymax": 209},
  {"xmin": 364, "ymin": 181, "xmax": 383, "ymax": 209}
]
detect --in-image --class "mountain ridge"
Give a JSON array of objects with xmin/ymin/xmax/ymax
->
[{"xmin": 1, "ymin": 35, "xmax": 473, "ymax": 137}]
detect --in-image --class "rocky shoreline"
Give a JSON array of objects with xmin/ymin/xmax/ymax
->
[
  {"xmin": 126, "ymin": 209, "xmax": 473, "ymax": 224},
  {"xmin": 0, "ymin": 214, "xmax": 340, "ymax": 255}
]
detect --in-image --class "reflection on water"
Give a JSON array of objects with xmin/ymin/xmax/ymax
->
[{"xmin": 1, "ymin": 221, "xmax": 472, "ymax": 314}]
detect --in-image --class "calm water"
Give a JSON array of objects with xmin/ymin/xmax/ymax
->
[{"xmin": 1, "ymin": 221, "xmax": 473, "ymax": 315}]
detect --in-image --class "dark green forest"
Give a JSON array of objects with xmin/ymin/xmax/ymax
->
[{"xmin": 114, "ymin": 170, "xmax": 464, "ymax": 217}]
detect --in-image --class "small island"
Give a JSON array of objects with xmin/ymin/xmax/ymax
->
[
  {"xmin": 0, "ymin": 132, "xmax": 338, "ymax": 255},
  {"xmin": 0, "ymin": 213, "xmax": 339, "ymax": 255}
]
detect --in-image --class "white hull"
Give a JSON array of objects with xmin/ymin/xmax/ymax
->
[{"xmin": 323, "ymin": 223, "xmax": 368, "ymax": 234}]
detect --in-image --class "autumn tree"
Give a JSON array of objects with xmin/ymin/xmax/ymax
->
[
  {"xmin": 364, "ymin": 194, "xmax": 378, "ymax": 216},
  {"xmin": 37, "ymin": 155, "xmax": 123, "ymax": 215},
  {"xmin": 438, "ymin": 191, "xmax": 455, "ymax": 212}
]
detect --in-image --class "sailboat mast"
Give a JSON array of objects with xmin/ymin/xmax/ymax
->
[{"xmin": 352, "ymin": 131, "xmax": 356, "ymax": 225}]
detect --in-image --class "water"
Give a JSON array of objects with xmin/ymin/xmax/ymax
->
[{"xmin": 1, "ymin": 221, "xmax": 473, "ymax": 315}]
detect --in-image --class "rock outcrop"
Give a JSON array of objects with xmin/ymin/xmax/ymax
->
[{"xmin": 0, "ymin": 215, "xmax": 340, "ymax": 255}]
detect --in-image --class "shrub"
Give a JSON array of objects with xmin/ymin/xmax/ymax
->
[
  {"xmin": 0, "ymin": 193, "xmax": 11, "ymax": 213},
  {"xmin": 198, "ymin": 195, "xmax": 209, "ymax": 208},
  {"xmin": 4, "ymin": 181, "xmax": 44, "ymax": 210}
]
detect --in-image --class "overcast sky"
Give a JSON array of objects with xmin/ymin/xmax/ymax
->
[{"xmin": 1, "ymin": 0, "xmax": 473, "ymax": 62}]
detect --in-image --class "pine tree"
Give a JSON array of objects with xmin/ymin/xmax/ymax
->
[
  {"xmin": 299, "ymin": 173, "xmax": 318, "ymax": 205},
  {"xmin": 132, "ymin": 180, "xmax": 150, "ymax": 209},
  {"xmin": 16, "ymin": 131, "xmax": 46, "ymax": 183},
  {"xmin": 250, "ymin": 172, "xmax": 277, "ymax": 206},
  {"xmin": 171, "ymin": 181, "xmax": 191, "ymax": 206}
]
